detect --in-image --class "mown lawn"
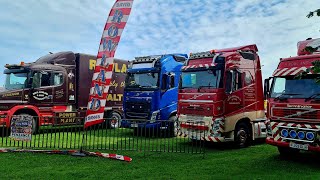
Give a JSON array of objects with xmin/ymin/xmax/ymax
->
[{"xmin": 1, "ymin": 143, "xmax": 320, "ymax": 179}]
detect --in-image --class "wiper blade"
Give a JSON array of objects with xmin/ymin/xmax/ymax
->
[
  {"xmin": 198, "ymin": 85, "xmax": 214, "ymax": 89},
  {"xmin": 181, "ymin": 86, "xmax": 193, "ymax": 89},
  {"xmin": 198, "ymin": 85, "xmax": 214, "ymax": 92},
  {"xmin": 305, "ymin": 93, "xmax": 320, "ymax": 102},
  {"xmin": 274, "ymin": 93, "xmax": 301, "ymax": 101}
]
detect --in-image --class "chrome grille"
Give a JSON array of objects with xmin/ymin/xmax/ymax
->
[{"xmin": 272, "ymin": 107, "xmax": 319, "ymax": 120}]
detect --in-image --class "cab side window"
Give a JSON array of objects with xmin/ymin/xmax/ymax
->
[
  {"xmin": 225, "ymin": 70, "xmax": 243, "ymax": 93},
  {"xmin": 233, "ymin": 71, "xmax": 242, "ymax": 90},
  {"xmin": 53, "ymin": 72, "xmax": 63, "ymax": 86},
  {"xmin": 225, "ymin": 71, "xmax": 232, "ymax": 93},
  {"xmin": 32, "ymin": 71, "xmax": 64, "ymax": 88}
]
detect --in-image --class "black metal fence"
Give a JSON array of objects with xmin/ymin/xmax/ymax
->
[{"xmin": 0, "ymin": 116, "xmax": 205, "ymax": 155}]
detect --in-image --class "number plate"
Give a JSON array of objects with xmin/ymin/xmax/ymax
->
[
  {"xmin": 131, "ymin": 123, "xmax": 138, "ymax": 128},
  {"xmin": 289, "ymin": 142, "xmax": 308, "ymax": 150}
]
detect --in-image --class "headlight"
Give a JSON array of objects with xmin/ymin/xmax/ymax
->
[
  {"xmin": 150, "ymin": 110, "xmax": 160, "ymax": 123},
  {"xmin": 306, "ymin": 132, "xmax": 315, "ymax": 141}
]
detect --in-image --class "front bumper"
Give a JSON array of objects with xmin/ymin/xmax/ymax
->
[
  {"xmin": 121, "ymin": 120, "xmax": 169, "ymax": 129},
  {"xmin": 178, "ymin": 128, "xmax": 226, "ymax": 142},
  {"xmin": 266, "ymin": 138, "xmax": 320, "ymax": 152}
]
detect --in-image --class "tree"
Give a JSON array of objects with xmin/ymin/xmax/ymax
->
[
  {"xmin": 307, "ymin": 9, "xmax": 320, "ymax": 18},
  {"xmin": 305, "ymin": 9, "xmax": 320, "ymax": 77}
]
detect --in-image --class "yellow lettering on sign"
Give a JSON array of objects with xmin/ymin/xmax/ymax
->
[
  {"xmin": 114, "ymin": 63, "xmax": 120, "ymax": 73},
  {"xmin": 106, "ymin": 94, "xmax": 123, "ymax": 102},
  {"xmin": 90, "ymin": 60, "xmax": 127, "ymax": 73},
  {"xmin": 107, "ymin": 94, "xmax": 113, "ymax": 101},
  {"xmin": 121, "ymin": 64, "xmax": 127, "ymax": 73},
  {"xmin": 117, "ymin": 94, "xmax": 123, "ymax": 101},
  {"xmin": 89, "ymin": 59, "xmax": 96, "ymax": 70}
]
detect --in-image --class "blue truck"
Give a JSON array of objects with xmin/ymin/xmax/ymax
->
[{"xmin": 121, "ymin": 54, "xmax": 188, "ymax": 135}]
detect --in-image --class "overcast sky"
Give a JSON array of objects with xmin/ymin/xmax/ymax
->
[{"xmin": 0, "ymin": 0, "xmax": 319, "ymax": 86}]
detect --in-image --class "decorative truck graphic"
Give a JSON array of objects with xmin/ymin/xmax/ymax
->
[
  {"xmin": 178, "ymin": 46, "xmax": 267, "ymax": 147},
  {"xmin": 85, "ymin": 0, "xmax": 134, "ymax": 128},
  {"xmin": 265, "ymin": 37, "xmax": 320, "ymax": 156}
]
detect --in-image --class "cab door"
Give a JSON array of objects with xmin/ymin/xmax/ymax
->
[
  {"xmin": 29, "ymin": 71, "xmax": 55, "ymax": 105},
  {"xmin": 225, "ymin": 69, "xmax": 244, "ymax": 115}
]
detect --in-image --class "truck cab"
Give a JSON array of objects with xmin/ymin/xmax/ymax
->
[
  {"xmin": 121, "ymin": 54, "xmax": 187, "ymax": 134},
  {"xmin": 178, "ymin": 45, "xmax": 267, "ymax": 147},
  {"xmin": 265, "ymin": 38, "xmax": 320, "ymax": 155}
]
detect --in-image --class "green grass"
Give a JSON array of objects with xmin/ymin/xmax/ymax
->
[
  {"xmin": 1, "ymin": 144, "xmax": 320, "ymax": 179},
  {"xmin": 1, "ymin": 128, "xmax": 320, "ymax": 179}
]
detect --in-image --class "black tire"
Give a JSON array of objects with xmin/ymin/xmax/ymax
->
[
  {"xmin": 18, "ymin": 113, "xmax": 38, "ymax": 134},
  {"xmin": 234, "ymin": 122, "xmax": 250, "ymax": 148},
  {"xmin": 109, "ymin": 112, "xmax": 122, "ymax": 129},
  {"xmin": 278, "ymin": 146, "xmax": 300, "ymax": 158},
  {"xmin": 169, "ymin": 115, "xmax": 178, "ymax": 137}
]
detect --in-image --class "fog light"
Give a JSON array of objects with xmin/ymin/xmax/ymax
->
[
  {"xmin": 289, "ymin": 130, "xmax": 297, "ymax": 138},
  {"xmin": 297, "ymin": 131, "xmax": 305, "ymax": 139},
  {"xmin": 306, "ymin": 132, "xmax": 315, "ymax": 141},
  {"xmin": 281, "ymin": 129, "xmax": 288, "ymax": 137}
]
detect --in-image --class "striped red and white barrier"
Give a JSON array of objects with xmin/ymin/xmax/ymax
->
[{"xmin": 0, "ymin": 148, "xmax": 132, "ymax": 162}]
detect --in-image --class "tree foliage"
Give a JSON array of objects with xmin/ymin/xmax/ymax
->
[
  {"xmin": 306, "ymin": 9, "xmax": 320, "ymax": 77},
  {"xmin": 307, "ymin": 9, "xmax": 320, "ymax": 18}
]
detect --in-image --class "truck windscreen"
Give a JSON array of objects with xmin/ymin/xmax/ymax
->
[
  {"xmin": 270, "ymin": 75, "xmax": 320, "ymax": 99},
  {"xmin": 5, "ymin": 72, "xmax": 28, "ymax": 90},
  {"xmin": 181, "ymin": 69, "xmax": 222, "ymax": 89},
  {"xmin": 125, "ymin": 72, "xmax": 159, "ymax": 89}
]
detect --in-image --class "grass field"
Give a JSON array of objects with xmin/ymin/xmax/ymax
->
[
  {"xmin": 1, "ymin": 127, "xmax": 204, "ymax": 154},
  {"xmin": 1, "ymin": 143, "xmax": 320, "ymax": 179}
]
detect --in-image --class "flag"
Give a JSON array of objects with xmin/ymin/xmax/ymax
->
[{"xmin": 85, "ymin": 0, "xmax": 134, "ymax": 128}]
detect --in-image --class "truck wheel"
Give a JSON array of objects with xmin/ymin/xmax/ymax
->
[
  {"xmin": 278, "ymin": 147, "xmax": 300, "ymax": 158},
  {"xmin": 169, "ymin": 115, "xmax": 179, "ymax": 137},
  {"xmin": 18, "ymin": 113, "xmax": 38, "ymax": 134},
  {"xmin": 234, "ymin": 122, "xmax": 250, "ymax": 148},
  {"xmin": 109, "ymin": 112, "xmax": 122, "ymax": 129}
]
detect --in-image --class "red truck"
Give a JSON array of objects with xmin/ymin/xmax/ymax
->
[
  {"xmin": 178, "ymin": 45, "xmax": 267, "ymax": 147},
  {"xmin": 0, "ymin": 51, "xmax": 128, "ymax": 133},
  {"xmin": 265, "ymin": 38, "xmax": 320, "ymax": 155}
]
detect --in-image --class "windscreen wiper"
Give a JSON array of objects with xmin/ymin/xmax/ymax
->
[
  {"xmin": 127, "ymin": 84, "xmax": 142, "ymax": 89},
  {"xmin": 181, "ymin": 86, "xmax": 193, "ymax": 89},
  {"xmin": 198, "ymin": 85, "xmax": 214, "ymax": 91},
  {"xmin": 305, "ymin": 93, "xmax": 320, "ymax": 102},
  {"xmin": 274, "ymin": 93, "xmax": 301, "ymax": 101}
]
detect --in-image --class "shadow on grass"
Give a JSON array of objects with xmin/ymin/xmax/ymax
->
[
  {"xmin": 201, "ymin": 138, "xmax": 266, "ymax": 152},
  {"xmin": 267, "ymin": 151, "xmax": 320, "ymax": 168}
]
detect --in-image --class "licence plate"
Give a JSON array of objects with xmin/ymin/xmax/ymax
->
[
  {"xmin": 131, "ymin": 123, "xmax": 138, "ymax": 128},
  {"xmin": 289, "ymin": 142, "xmax": 308, "ymax": 150}
]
